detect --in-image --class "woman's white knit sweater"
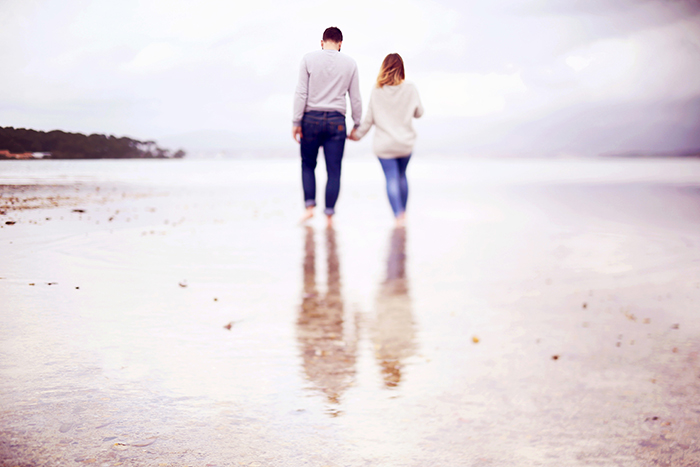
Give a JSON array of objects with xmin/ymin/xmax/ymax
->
[{"xmin": 354, "ymin": 81, "xmax": 424, "ymax": 158}]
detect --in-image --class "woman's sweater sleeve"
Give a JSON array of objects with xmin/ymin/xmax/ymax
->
[{"xmin": 354, "ymin": 90, "xmax": 375, "ymax": 140}]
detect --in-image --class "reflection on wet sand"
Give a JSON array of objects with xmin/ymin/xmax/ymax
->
[
  {"xmin": 372, "ymin": 227, "xmax": 416, "ymax": 388},
  {"xmin": 297, "ymin": 227, "xmax": 358, "ymax": 414}
]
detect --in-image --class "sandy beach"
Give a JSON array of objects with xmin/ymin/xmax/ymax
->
[{"xmin": 1, "ymin": 157, "xmax": 700, "ymax": 466}]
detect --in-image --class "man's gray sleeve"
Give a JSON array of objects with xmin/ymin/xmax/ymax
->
[
  {"xmin": 292, "ymin": 58, "xmax": 309, "ymax": 127},
  {"xmin": 348, "ymin": 65, "xmax": 362, "ymax": 129}
]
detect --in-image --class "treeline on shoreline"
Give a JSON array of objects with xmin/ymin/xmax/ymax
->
[{"xmin": 0, "ymin": 127, "xmax": 185, "ymax": 159}]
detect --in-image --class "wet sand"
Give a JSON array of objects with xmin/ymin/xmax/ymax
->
[{"xmin": 1, "ymin": 157, "xmax": 700, "ymax": 466}]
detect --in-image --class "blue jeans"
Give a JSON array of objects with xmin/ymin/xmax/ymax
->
[
  {"xmin": 300, "ymin": 111, "xmax": 347, "ymax": 216},
  {"xmin": 378, "ymin": 155, "xmax": 411, "ymax": 217}
]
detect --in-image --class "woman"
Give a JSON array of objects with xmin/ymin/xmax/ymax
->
[{"xmin": 350, "ymin": 53, "xmax": 423, "ymax": 227}]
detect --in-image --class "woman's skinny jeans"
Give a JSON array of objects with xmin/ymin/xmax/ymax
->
[{"xmin": 378, "ymin": 155, "xmax": 411, "ymax": 217}]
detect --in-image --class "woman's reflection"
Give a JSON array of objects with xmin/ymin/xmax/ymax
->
[
  {"xmin": 372, "ymin": 227, "xmax": 416, "ymax": 388},
  {"xmin": 297, "ymin": 227, "xmax": 357, "ymax": 413}
]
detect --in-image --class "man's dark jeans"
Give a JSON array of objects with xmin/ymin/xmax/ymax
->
[{"xmin": 300, "ymin": 111, "xmax": 347, "ymax": 216}]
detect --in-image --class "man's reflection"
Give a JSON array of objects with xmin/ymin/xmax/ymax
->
[
  {"xmin": 372, "ymin": 227, "xmax": 416, "ymax": 388},
  {"xmin": 297, "ymin": 227, "xmax": 357, "ymax": 413}
]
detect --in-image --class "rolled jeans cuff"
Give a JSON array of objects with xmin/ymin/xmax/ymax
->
[
  {"xmin": 324, "ymin": 207, "xmax": 335, "ymax": 216},
  {"xmin": 305, "ymin": 200, "xmax": 316, "ymax": 208}
]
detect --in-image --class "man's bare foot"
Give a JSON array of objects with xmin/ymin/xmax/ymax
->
[
  {"xmin": 326, "ymin": 214, "xmax": 333, "ymax": 229},
  {"xmin": 300, "ymin": 206, "xmax": 314, "ymax": 224},
  {"xmin": 395, "ymin": 212, "xmax": 406, "ymax": 228}
]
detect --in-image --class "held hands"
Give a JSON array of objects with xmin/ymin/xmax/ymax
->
[{"xmin": 295, "ymin": 126, "xmax": 359, "ymax": 142}]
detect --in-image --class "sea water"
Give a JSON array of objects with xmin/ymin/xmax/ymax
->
[{"xmin": 1, "ymin": 156, "xmax": 700, "ymax": 466}]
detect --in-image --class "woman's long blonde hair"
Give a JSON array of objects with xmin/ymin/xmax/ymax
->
[{"xmin": 376, "ymin": 53, "xmax": 405, "ymax": 87}]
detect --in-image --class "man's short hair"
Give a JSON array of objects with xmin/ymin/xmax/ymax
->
[{"xmin": 323, "ymin": 27, "xmax": 343, "ymax": 43}]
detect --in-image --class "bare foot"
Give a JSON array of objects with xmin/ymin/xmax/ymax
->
[
  {"xmin": 395, "ymin": 212, "xmax": 406, "ymax": 228},
  {"xmin": 326, "ymin": 214, "xmax": 333, "ymax": 229},
  {"xmin": 300, "ymin": 206, "xmax": 314, "ymax": 224}
]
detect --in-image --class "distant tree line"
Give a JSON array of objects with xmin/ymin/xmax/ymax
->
[{"xmin": 0, "ymin": 127, "xmax": 185, "ymax": 159}]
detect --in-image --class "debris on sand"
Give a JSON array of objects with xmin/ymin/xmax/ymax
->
[
  {"xmin": 59, "ymin": 422, "xmax": 74, "ymax": 433},
  {"xmin": 72, "ymin": 209, "xmax": 86, "ymax": 213},
  {"xmin": 178, "ymin": 281, "xmax": 187, "ymax": 288},
  {"xmin": 129, "ymin": 437, "xmax": 158, "ymax": 447},
  {"xmin": 224, "ymin": 320, "xmax": 242, "ymax": 330},
  {"xmin": 472, "ymin": 336, "xmax": 480, "ymax": 343},
  {"xmin": 552, "ymin": 355, "xmax": 559, "ymax": 360}
]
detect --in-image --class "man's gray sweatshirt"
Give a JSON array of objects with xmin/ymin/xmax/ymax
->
[{"xmin": 293, "ymin": 49, "xmax": 362, "ymax": 128}]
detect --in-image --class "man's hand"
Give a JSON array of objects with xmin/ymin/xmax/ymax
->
[
  {"xmin": 347, "ymin": 128, "xmax": 359, "ymax": 141},
  {"xmin": 293, "ymin": 126, "xmax": 303, "ymax": 143}
]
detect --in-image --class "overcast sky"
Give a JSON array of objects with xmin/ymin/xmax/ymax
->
[{"xmin": 1, "ymin": 0, "xmax": 699, "ymax": 157}]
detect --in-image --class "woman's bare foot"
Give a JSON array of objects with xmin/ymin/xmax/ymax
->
[
  {"xmin": 326, "ymin": 214, "xmax": 334, "ymax": 229},
  {"xmin": 300, "ymin": 206, "xmax": 314, "ymax": 224}
]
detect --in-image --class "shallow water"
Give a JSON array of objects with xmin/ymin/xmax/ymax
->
[{"xmin": 1, "ymin": 157, "xmax": 700, "ymax": 466}]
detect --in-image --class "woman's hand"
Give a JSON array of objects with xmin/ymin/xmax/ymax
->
[{"xmin": 347, "ymin": 128, "xmax": 359, "ymax": 141}]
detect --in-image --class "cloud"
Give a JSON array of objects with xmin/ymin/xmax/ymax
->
[
  {"xmin": 415, "ymin": 71, "xmax": 528, "ymax": 118},
  {"xmin": 569, "ymin": 38, "xmax": 639, "ymax": 99},
  {"xmin": 563, "ymin": 15, "xmax": 700, "ymax": 102},
  {"xmin": 122, "ymin": 42, "xmax": 182, "ymax": 74},
  {"xmin": 520, "ymin": 0, "xmax": 700, "ymax": 33},
  {"xmin": 565, "ymin": 55, "xmax": 592, "ymax": 72}
]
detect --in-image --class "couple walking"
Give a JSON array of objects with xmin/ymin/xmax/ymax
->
[{"xmin": 292, "ymin": 27, "xmax": 424, "ymax": 228}]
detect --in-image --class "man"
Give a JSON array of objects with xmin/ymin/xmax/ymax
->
[{"xmin": 293, "ymin": 26, "xmax": 361, "ymax": 227}]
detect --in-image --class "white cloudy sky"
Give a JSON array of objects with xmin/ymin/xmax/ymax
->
[{"xmin": 1, "ymin": 0, "xmax": 699, "ymax": 156}]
